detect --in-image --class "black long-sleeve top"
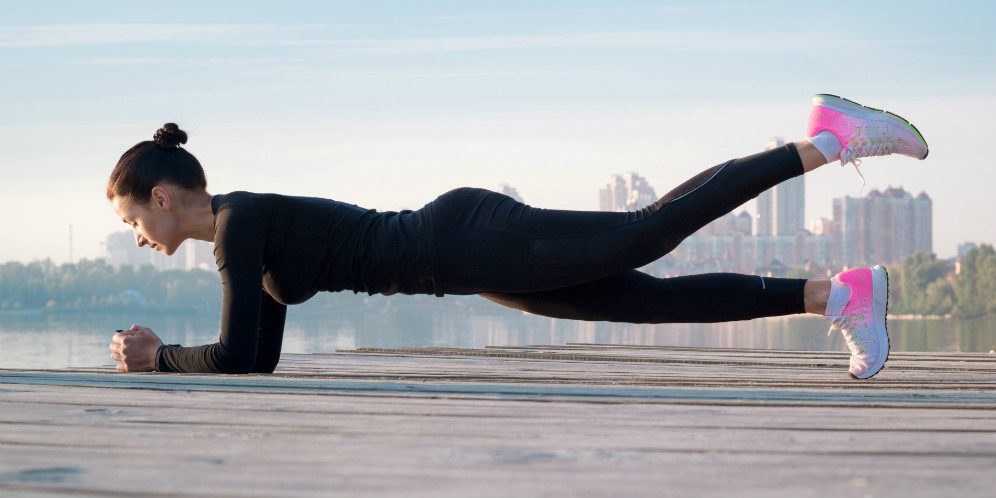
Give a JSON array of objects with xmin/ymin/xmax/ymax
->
[{"xmin": 155, "ymin": 191, "xmax": 436, "ymax": 373}]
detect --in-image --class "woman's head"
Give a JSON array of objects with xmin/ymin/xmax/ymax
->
[
  {"xmin": 106, "ymin": 123, "xmax": 207, "ymax": 203},
  {"xmin": 108, "ymin": 124, "xmax": 209, "ymax": 256}
]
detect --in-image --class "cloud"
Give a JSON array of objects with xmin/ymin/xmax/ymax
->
[
  {"xmin": 0, "ymin": 24, "xmax": 326, "ymax": 48},
  {"xmin": 242, "ymin": 68, "xmax": 575, "ymax": 80},
  {"xmin": 4, "ymin": 23, "xmax": 946, "ymax": 57},
  {"xmin": 1, "ymin": 23, "xmax": 830, "ymax": 54},
  {"xmin": 411, "ymin": 3, "xmax": 776, "ymax": 22},
  {"xmin": 269, "ymin": 30, "xmax": 814, "ymax": 54}
]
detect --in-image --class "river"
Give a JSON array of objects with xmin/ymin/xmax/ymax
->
[{"xmin": 1, "ymin": 296, "xmax": 993, "ymax": 369}]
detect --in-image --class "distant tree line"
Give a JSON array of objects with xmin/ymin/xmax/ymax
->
[
  {"xmin": 0, "ymin": 259, "xmax": 221, "ymax": 312},
  {"xmin": 2, "ymin": 245, "xmax": 994, "ymax": 317},
  {"xmin": 889, "ymin": 245, "xmax": 996, "ymax": 317}
]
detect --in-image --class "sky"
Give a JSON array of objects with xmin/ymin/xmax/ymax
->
[{"xmin": 1, "ymin": 0, "xmax": 994, "ymax": 265}]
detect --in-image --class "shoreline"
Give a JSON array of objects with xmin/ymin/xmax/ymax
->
[
  {"xmin": 2, "ymin": 308, "xmax": 992, "ymax": 321},
  {"xmin": 888, "ymin": 313, "xmax": 955, "ymax": 320}
]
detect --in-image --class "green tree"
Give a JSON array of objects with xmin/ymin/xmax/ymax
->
[
  {"xmin": 925, "ymin": 278, "xmax": 955, "ymax": 316},
  {"xmin": 899, "ymin": 251, "xmax": 948, "ymax": 315},
  {"xmin": 163, "ymin": 269, "xmax": 221, "ymax": 310},
  {"xmin": 0, "ymin": 258, "xmax": 221, "ymax": 312},
  {"xmin": 886, "ymin": 264, "xmax": 902, "ymax": 312},
  {"xmin": 956, "ymin": 244, "xmax": 996, "ymax": 317},
  {"xmin": 983, "ymin": 246, "xmax": 996, "ymax": 315}
]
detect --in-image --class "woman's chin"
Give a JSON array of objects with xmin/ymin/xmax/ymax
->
[{"xmin": 151, "ymin": 244, "xmax": 173, "ymax": 255}]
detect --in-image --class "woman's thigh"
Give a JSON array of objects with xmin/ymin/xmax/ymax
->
[
  {"xmin": 427, "ymin": 144, "xmax": 803, "ymax": 295},
  {"xmin": 428, "ymin": 187, "xmax": 676, "ymax": 294}
]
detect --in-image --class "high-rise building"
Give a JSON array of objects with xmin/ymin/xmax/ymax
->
[
  {"xmin": 832, "ymin": 195, "xmax": 866, "ymax": 266},
  {"xmin": 103, "ymin": 231, "xmax": 214, "ymax": 272},
  {"xmin": 957, "ymin": 242, "xmax": 978, "ymax": 259},
  {"xmin": 599, "ymin": 172, "xmax": 657, "ymax": 212},
  {"xmin": 756, "ymin": 138, "xmax": 805, "ymax": 236},
  {"xmin": 185, "ymin": 239, "xmax": 216, "ymax": 271},
  {"xmin": 810, "ymin": 217, "xmax": 834, "ymax": 236},
  {"xmin": 832, "ymin": 187, "xmax": 931, "ymax": 266},
  {"xmin": 668, "ymin": 211, "xmax": 756, "ymax": 274},
  {"xmin": 104, "ymin": 231, "xmax": 149, "ymax": 270},
  {"xmin": 912, "ymin": 191, "xmax": 932, "ymax": 258}
]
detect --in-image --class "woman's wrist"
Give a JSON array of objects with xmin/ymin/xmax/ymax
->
[{"xmin": 154, "ymin": 343, "xmax": 182, "ymax": 372}]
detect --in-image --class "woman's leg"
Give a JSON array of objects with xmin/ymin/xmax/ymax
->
[
  {"xmin": 480, "ymin": 94, "xmax": 926, "ymax": 382},
  {"xmin": 480, "ymin": 271, "xmax": 805, "ymax": 323},
  {"xmin": 480, "ymin": 272, "xmax": 832, "ymax": 323},
  {"xmin": 429, "ymin": 142, "xmax": 811, "ymax": 295}
]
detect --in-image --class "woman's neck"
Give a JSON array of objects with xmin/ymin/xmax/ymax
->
[{"xmin": 178, "ymin": 190, "xmax": 217, "ymax": 243}]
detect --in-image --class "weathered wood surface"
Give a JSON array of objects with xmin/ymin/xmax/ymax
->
[{"xmin": 1, "ymin": 344, "xmax": 993, "ymax": 498}]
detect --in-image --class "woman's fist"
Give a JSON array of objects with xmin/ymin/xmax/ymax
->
[{"xmin": 109, "ymin": 325, "xmax": 163, "ymax": 372}]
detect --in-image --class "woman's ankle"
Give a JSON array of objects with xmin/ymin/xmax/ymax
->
[
  {"xmin": 803, "ymin": 279, "xmax": 831, "ymax": 315},
  {"xmin": 796, "ymin": 140, "xmax": 831, "ymax": 173}
]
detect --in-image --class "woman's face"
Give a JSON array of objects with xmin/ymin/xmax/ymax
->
[{"xmin": 111, "ymin": 190, "xmax": 182, "ymax": 256}]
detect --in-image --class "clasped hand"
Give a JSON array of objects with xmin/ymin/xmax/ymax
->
[{"xmin": 109, "ymin": 325, "xmax": 163, "ymax": 372}]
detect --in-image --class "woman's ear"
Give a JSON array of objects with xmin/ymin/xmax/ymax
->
[{"xmin": 150, "ymin": 186, "xmax": 173, "ymax": 211}]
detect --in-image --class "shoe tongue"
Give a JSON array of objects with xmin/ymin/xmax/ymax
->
[{"xmin": 824, "ymin": 278, "xmax": 851, "ymax": 317}]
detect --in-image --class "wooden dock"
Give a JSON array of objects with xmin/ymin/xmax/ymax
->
[{"xmin": 1, "ymin": 344, "xmax": 994, "ymax": 497}]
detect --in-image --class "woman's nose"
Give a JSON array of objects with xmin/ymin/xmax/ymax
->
[{"xmin": 135, "ymin": 232, "xmax": 147, "ymax": 247}]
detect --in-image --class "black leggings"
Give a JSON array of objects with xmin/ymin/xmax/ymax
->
[{"xmin": 425, "ymin": 143, "xmax": 808, "ymax": 323}]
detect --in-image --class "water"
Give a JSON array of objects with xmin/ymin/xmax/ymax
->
[{"xmin": 1, "ymin": 298, "xmax": 994, "ymax": 369}]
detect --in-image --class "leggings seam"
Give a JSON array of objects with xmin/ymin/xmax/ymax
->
[{"xmin": 668, "ymin": 159, "xmax": 734, "ymax": 203}]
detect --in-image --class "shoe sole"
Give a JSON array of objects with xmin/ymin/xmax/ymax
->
[
  {"xmin": 850, "ymin": 265, "xmax": 891, "ymax": 380},
  {"xmin": 813, "ymin": 93, "xmax": 929, "ymax": 160}
]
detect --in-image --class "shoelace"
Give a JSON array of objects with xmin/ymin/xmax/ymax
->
[
  {"xmin": 827, "ymin": 315, "xmax": 863, "ymax": 356},
  {"xmin": 839, "ymin": 138, "xmax": 894, "ymax": 192},
  {"xmin": 827, "ymin": 314, "xmax": 876, "ymax": 358}
]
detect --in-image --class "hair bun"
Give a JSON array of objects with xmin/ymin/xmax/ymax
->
[{"xmin": 153, "ymin": 123, "xmax": 188, "ymax": 149}]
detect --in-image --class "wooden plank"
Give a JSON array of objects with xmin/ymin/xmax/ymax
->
[
  {"xmin": 1, "ymin": 371, "xmax": 992, "ymax": 409},
  {"xmin": 43, "ymin": 343, "xmax": 995, "ymax": 392},
  {"xmin": 0, "ymin": 345, "xmax": 993, "ymax": 498}
]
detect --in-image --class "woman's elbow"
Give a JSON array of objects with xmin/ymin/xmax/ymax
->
[
  {"xmin": 213, "ymin": 352, "xmax": 257, "ymax": 374},
  {"xmin": 213, "ymin": 345, "xmax": 279, "ymax": 374},
  {"xmin": 249, "ymin": 356, "xmax": 280, "ymax": 374}
]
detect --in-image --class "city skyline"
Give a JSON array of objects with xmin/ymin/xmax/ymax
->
[
  {"xmin": 2, "ymin": 1, "xmax": 993, "ymax": 264},
  {"xmin": 599, "ymin": 165, "xmax": 937, "ymax": 275},
  {"xmin": 756, "ymin": 138, "xmax": 805, "ymax": 238}
]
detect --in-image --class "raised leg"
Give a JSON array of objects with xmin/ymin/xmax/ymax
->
[{"xmin": 429, "ymin": 143, "xmax": 805, "ymax": 295}]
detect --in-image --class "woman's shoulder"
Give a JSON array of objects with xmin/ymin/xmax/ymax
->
[
  {"xmin": 211, "ymin": 192, "xmax": 271, "ymax": 230},
  {"xmin": 214, "ymin": 191, "xmax": 366, "ymax": 211},
  {"xmin": 212, "ymin": 191, "xmax": 283, "ymax": 215},
  {"xmin": 213, "ymin": 192, "xmax": 373, "ymax": 225},
  {"xmin": 212, "ymin": 191, "xmax": 259, "ymax": 208},
  {"xmin": 213, "ymin": 191, "xmax": 326, "ymax": 206},
  {"xmin": 212, "ymin": 191, "xmax": 340, "ymax": 222}
]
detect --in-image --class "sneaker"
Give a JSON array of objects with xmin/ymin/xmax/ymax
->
[
  {"xmin": 807, "ymin": 94, "xmax": 929, "ymax": 188},
  {"xmin": 825, "ymin": 265, "xmax": 890, "ymax": 379}
]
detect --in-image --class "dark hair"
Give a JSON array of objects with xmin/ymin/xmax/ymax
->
[{"xmin": 106, "ymin": 123, "xmax": 207, "ymax": 203}]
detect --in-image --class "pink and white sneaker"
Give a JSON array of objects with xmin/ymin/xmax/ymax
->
[
  {"xmin": 807, "ymin": 94, "xmax": 929, "ymax": 187},
  {"xmin": 825, "ymin": 266, "xmax": 890, "ymax": 379}
]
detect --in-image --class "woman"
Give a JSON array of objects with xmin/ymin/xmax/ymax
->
[{"xmin": 107, "ymin": 94, "xmax": 929, "ymax": 379}]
